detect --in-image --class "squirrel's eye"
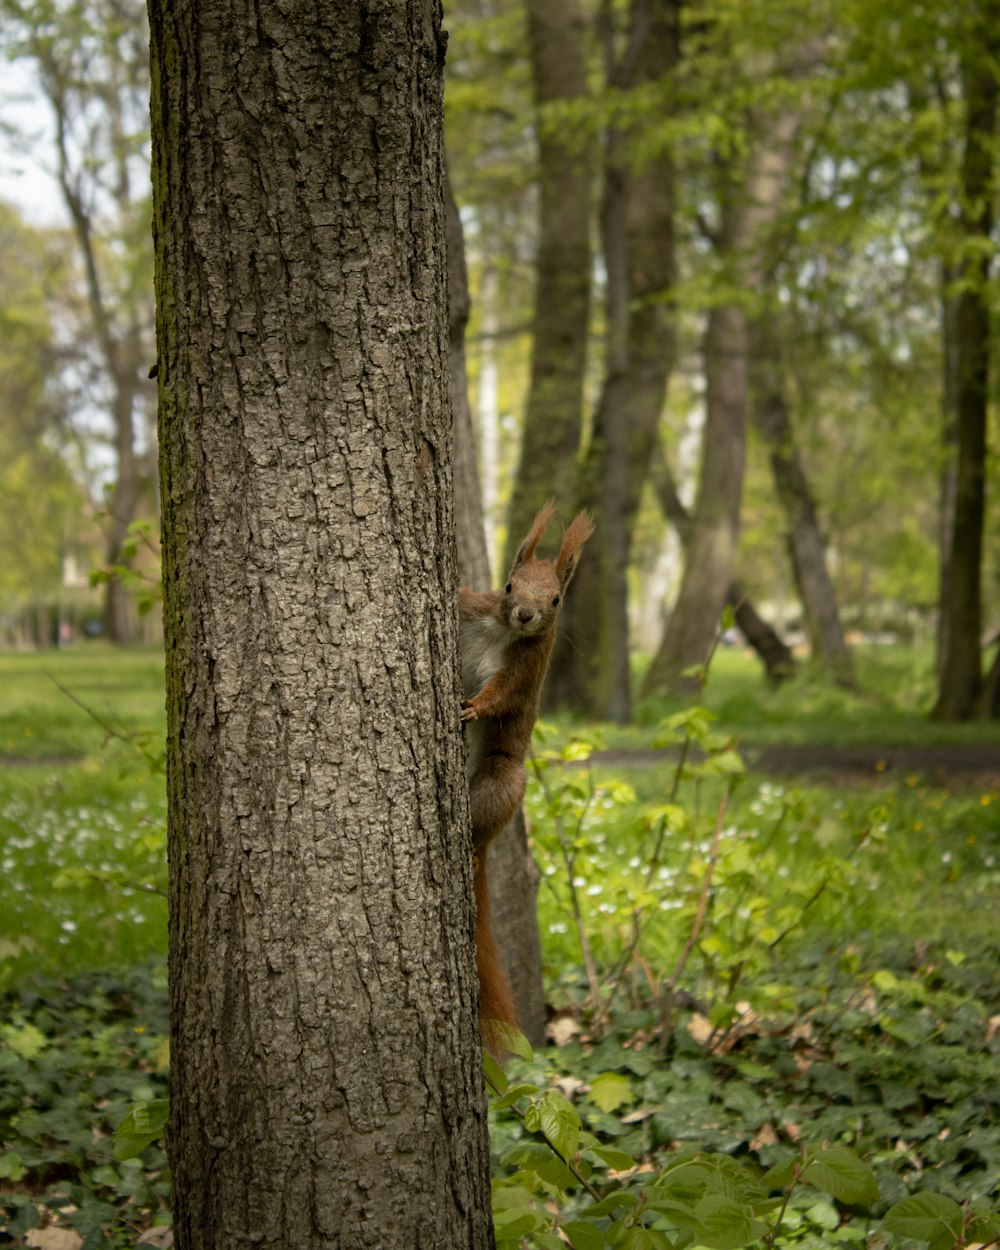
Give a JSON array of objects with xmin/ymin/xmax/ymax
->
[
  {"xmin": 552, "ymin": 595, "xmax": 560, "ymax": 607},
  {"xmin": 505, "ymin": 583, "xmax": 512, "ymax": 594}
]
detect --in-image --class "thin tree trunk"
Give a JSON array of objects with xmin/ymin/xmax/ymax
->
[
  {"xmin": 749, "ymin": 320, "xmax": 853, "ymax": 686},
  {"xmin": 447, "ymin": 174, "xmax": 547, "ymax": 1048},
  {"xmin": 649, "ymin": 443, "xmax": 795, "ymax": 683},
  {"xmin": 504, "ymin": 0, "xmax": 592, "ymax": 561},
  {"xmin": 548, "ymin": 0, "xmax": 680, "ymax": 720},
  {"xmin": 642, "ymin": 100, "xmax": 803, "ymax": 698},
  {"xmin": 643, "ymin": 301, "xmax": 748, "ymax": 696},
  {"xmin": 151, "ymin": 4, "xmax": 494, "ymax": 1246},
  {"xmin": 933, "ymin": 5, "xmax": 999, "ymax": 720}
]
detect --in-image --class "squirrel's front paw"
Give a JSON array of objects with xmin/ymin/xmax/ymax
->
[{"xmin": 460, "ymin": 700, "xmax": 478, "ymax": 723}]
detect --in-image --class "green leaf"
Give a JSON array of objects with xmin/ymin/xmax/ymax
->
[
  {"xmin": 538, "ymin": 1090, "xmax": 581, "ymax": 1159},
  {"xmin": 805, "ymin": 1200, "xmax": 840, "ymax": 1230},
  {"xmin": 113, "ymin": 1098, "xmax": 170, "ymax": 1162},
  {"xmin": 588, "ymin": 1144, "xmax": 637, "ymax": 1172},
  {"xmin": 492, "ymin": 1082, "xmax": 539, "ymax": 1110},
  {"xmin": 589, "ymin": 1072, "xmax": 635, "ymax": 1113},
  {"xmin": 0, "ymin": 1151, "xmax": 26, "ymax": 1181},
  {"xmin": 800, "ymin": 1147, "xmax": 879, "ymax": 1207},
  {"xmin": 2, "ymin": 1021, "xmax": 47, "ymax": 1059},
  {"xmin": 491, "ymin": 1023, "xmax": 533, "ymax": 1062},
  {"xmin": 761, "ymin": 1158, "xmax": 798, "ymax": 1190},
  {"xmin": 692, "ymin": 1195, "xmax": 767, "ymax": 1250},
  {"xmin": 883, "ymin": 1193, "xmax": 965, "ymax": 1250},
  {"xmin": 562, "ymin": 1219, "xmax": 608, "ymax": 1250},
  {"xmin": 483, "ymin": 1050, "xmax": 508, "ymax": 1094}
]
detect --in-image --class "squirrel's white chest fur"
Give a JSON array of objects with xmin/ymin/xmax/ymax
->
[
  {"xmin": 461, "ymin": 615, "xmax": 510, "ymax": 700},
  {"xmin": 461, "ymin": 615, "xmax": 511, "ymax": 782}
]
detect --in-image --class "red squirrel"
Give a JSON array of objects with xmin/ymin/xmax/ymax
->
[{"xmin": 459, "ymin": 501, "xmax": 595, "ymax": 1051}]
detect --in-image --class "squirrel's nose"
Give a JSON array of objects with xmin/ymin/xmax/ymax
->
[{"xmin": 517, "ymin": 608, "xmax": 535, "ymax": 624}]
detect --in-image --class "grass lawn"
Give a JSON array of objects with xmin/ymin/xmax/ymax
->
[{"xmin": 0, "ymin": 643, "xmax": 998, "ymax": 1247}]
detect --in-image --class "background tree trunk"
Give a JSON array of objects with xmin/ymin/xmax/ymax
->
[
  {"xmin": 649, "ymin": 443, "xmax": 796, "ymax": 684},
  {"xmin": 151, "ymin": 3, "xmax": 494, "ymax": 1246},
  {"xmin": 933, "ymin": 3, "xmax": 999, "ymax": 720},
  {"xmin": 548, "ymin": 0, "xmax": 680, "ymax": 720},
  {"xmin": 642, "ymin": 101, "xmax": 803, "ymax": 698},
  {"xmin": 447, "ymin": 175, "xmax": 547, "ymax": 1047},
  {"xmin": 504, "ymin": 0, "xmax": 592, "ymax": 563},
  {"xmin": 642, "ymin": 300, "xmax": 748, "ymax": 696},
  {"xmin": 749, "ymin": 319, "xmax": 853, "ymax": 686}
]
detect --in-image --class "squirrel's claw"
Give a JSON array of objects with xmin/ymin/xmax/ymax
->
[{"xmin": 460, "ymin": 700, "xmax": 478, "ymax": 723}]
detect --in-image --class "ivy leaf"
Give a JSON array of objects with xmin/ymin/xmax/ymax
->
[
  {"xmin": 589, "ymin": 1072, "xmax": 635, "ymax": 1113},
  {"xmin": 800, "ymin": 1147, "xmax": 879, "ymax": 1207},
  {"xmin": 883, "ymin": 1193, "xmax": 964, "ymax": 1250},
  {"xmin": 0, "ymin": 1151, "xmax": 26, "ymax": 1181},
  {"xmin": 113, "ymin": 1098, "xmax": 169, "ymax": 1162}
]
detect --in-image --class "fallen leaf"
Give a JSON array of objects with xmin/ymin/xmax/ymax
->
[
  {"xmin": 545, "ymin": 1014, "xmax": 581, "ymax": 1047},
  {"xmin": 686, "ymin": 1013, "xmax": 713, "ymax": 1045},
  {"xmin": 26, "ymin": 1229, "xmax": 82, "ymax": 1250},
  {"xmin": 136, "ymin": 1230, "xmax": 174, "ymax": 1248},
  {"xmin": 751, "ymin": 1123, "xmax": 778, "ymax": 1151}
]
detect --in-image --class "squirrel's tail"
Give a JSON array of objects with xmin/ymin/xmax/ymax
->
[{"xmin": 473, "ymin": 847, "xmax": 519, "ymax": 1057}]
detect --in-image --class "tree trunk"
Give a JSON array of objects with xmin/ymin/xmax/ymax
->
[
  {"xmin": 933, "ymin": 5, "xmax": 999, "ymax": 720},
  {"xmin": 642, "ymin": 101, "xmax": 803, "ymax": 699},
  {"xmin": 504, "ymin": 0, "xmax": 592, "ymax": 564},
  {"xmin": 447, "ymin": 174, "xmax": 547, "ymax": 1048},
  {"xmin": 548, "ymin": 0, "xmax": 680, "ymax": 720},
  {"xmin": 749, "ymin": 320, "xmax": 853, "ymax": 686},
  {"xmin": 642, "ymin": 301, "xmax": 748, "ymax": 696},
  {"xmin": 150, "ymin": 4, "xmax": 494, "ymax": 1247},
  {"xmin": 649, "ymin": 442, "xmax": 795, "ymax": 684}
]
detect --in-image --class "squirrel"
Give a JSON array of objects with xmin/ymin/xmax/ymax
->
[{"xmin": 459, "ymin": 500, "xmax": 595, "ymax": 1052}]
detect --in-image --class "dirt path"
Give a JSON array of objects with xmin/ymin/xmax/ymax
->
[{"xmin": 589, "ymin": 743, "xmax": 1000, "ymax": 788}]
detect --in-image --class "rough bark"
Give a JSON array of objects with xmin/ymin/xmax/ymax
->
[
  {"xmin": 150, "ymin": 3, "xmax": 494, "ymax": 1247},
  {"xmin": 504, "ymin": 0, "xmax": 592, "ymax": 564},
  {"xmin": 447, "ymin": 176, "xmax": 547, "ymax": 1048},
  {"xmin": 933, "ymin": 7, "xmax": 999, "ymax": 720},
  {"xmin": 749, "ymin": 320, "xmax": 853, "ymax": 686},
  {"xmin": 548, "ymin": 0, "xmax": 680, "ymax": 720}
]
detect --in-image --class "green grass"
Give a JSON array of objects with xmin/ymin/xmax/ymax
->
[
  {"xmin": 0, "ymin": 646, "xmax": 166, "ymax": 761},
  {"xmin": 624, "ymin": 643, "xmax": 1000, "ymax": 748}
]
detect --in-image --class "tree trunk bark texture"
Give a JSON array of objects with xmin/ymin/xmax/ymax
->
[
  {"xmin": 149, "ymin": 4, "xmax": 494, "ymax": 1247},
  {"xmin": 504, "ymin": 0, "xmax": 592, "ymax": 568},
  {"xmin": 548, "ymin": 0, "xmax": 680, "ymax": 720},
  {"xmin": 447, "ymin": 176, "xmax": 547, "ymax": 1047},
  {"xmin": 933, "ymin": 7, "xmax": 999, "ymax": 720}
]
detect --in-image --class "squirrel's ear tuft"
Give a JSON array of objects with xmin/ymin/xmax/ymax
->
[
  {"xmin": 510, "ymin": 499, "xmax": 558, "ymax": 572},
  {"xmin": 555, "ymin": 510, "xmax": 595, "ymax": 591}
]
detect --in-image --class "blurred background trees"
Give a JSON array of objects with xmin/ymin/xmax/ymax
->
[{"xmin": 1, "ymin": 0, "xmax": 997, "ymax": 720}]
